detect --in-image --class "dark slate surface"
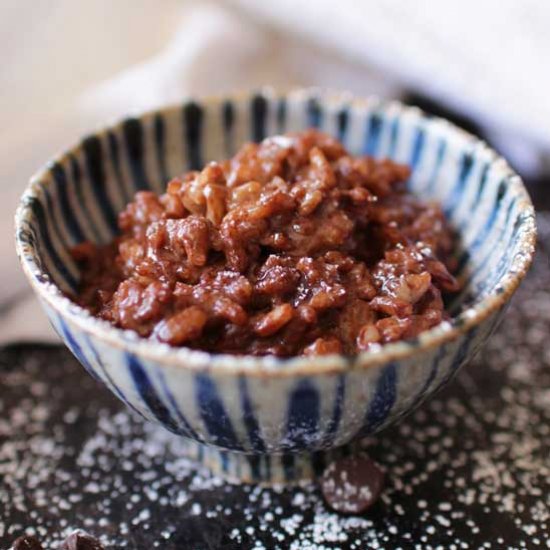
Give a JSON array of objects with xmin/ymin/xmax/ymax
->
[{"xmin": 2, "ymin": 110, "xmax": 549, "ymax": 548}]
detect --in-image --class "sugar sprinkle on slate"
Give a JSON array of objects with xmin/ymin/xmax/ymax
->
[{"xmin": 1, "ymin": 216, "xmax": 549, "ymax": 549}]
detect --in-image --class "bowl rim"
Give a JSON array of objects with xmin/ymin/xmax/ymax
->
[{"xmin": 15, "ymin": 87, "xmax": 537, "ymax": 377}]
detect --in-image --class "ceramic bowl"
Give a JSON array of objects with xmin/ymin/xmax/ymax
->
[{"xmin": 15, "ymin": 89, "xmax": 536, "ymax": 484}]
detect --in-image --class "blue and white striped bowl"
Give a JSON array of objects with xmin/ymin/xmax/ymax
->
[{"xmin": 15, "ymin": 89, "xmax": 536, "ymax": 484}]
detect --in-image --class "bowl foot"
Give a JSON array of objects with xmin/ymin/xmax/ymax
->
[{"xmin": 179, "ymin": 440, "xmax": 358, "ymax": 485}]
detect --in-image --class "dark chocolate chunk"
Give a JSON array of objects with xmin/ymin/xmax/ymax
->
[
  {"xmin": 321, "ymin": 453, "xmax": 384, "ymax": 514},
  {"xmin": 60, "ymin": 531, "xmax": 104, "ymax": 550},
  {"xmin": 12, "ymin": 536, "xmax": 44, "ymax": 550}
]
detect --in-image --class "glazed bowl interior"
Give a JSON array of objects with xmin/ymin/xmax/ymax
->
[
  {"xmin": 17, "ymin": 88, "xmax": 535, "ymax": 368},
  {"xmin": 15, "ymin": 89, "xmax": 536, "ymax": 475}
]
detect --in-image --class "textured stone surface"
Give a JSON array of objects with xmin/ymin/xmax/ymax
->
[{"xmin": 1, "ymin": 212, "xmax": 548, "ymax": 549}]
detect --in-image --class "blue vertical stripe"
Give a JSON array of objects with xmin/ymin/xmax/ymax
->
[
  {"xmin": 285, "ymin": 379, "xmax": 320, "ymax": 450},
  {"xmin": 444, "ymin": 151, "xmax": 474, "ymax": 218},
  {"xmin": 426, "ymin": 138, "xmax": 446, "ymax": 194},
  {"xmin": 307, "ymin": 97, "xmax": 322, "ymax": 128},
  {"xmin": 408, "ymin": 345, "xmax": 446, "ymax": 415},
  {"xmin": 69, "ymin": 154, "xmax": 102, "ymax": 243},
  {"xmin": 276, "ymin": 98, "xmax": 287, "ymax": 133},
  {"xmin": 222, "ymin": 100, "xmax": 235, "ymax": 156},
  {"xmin": 458, "ymin": 161, "xmax": 490, "ymax": 234},
  {"xmin": 156, "ymin": 368, "xmax": 201, "ymax": 440},
  {"xmin": 473, "ymin": 199, "xmax": 517, "ymax": 293},
  {"xmin": 59, "ymin": 319, "xmax": 100, "ymax": 382},
  {"xmin": 238, "ymin": 376, "xmax": 265, "ymax": 452},
  {"xmin": 251, "ymin": 94, "xmax": 268, "ymax": 143},
  {"xmin": 107, "ymin": 130, "xmax": 130, "ymax": 204},
  {"xmin": 84, "ymin": 335, "xmax": 126, "ymax": 399},
  {"xmin": 127, "ymin": 355, "xmax": 183, "ymax": 435},
  {"xmin": 388, "ymin": 117, "xmax": 399, "ymax": 159},
  {"xmin": 50, "ymin": 162, "xmax": 85, "ymax": 243},
  {"xmin": 474, "ymin": 162, "xmax": 490, "ymax": 205},
  {"xmin": 122, "ymin": 118, "xmax": 149, "ymax": 192},
  {"xmin": 83, "ymin": 335, "xmax": 148, "ymax": 420},
  {"xmin": 42, "ymin": 181, "xmax": 72, "ymax": 255},
  {"xmin": 365, "ymin": 363, "xmax": 398, "ymax": 433},
  {"xmin": 246, "ymin": 455, "xmax": 262, "ymax": 482},
  {"xmin": 337, "ymin": 108, "xmax": 349, "ymax": 143},
  {"xmin": 321, "ymin": 374, "xmax": 346, "ymax": 447},
  {"xmin": 154, "ymin": 114, "xmax": 169, "ymax": 186},
  {"xmin": 364, "ymin": 112, "xmax": 383, "ymax": 156},
  {"xmin": 433, "ymin": 329, "xmax": 477, "ymax": 393},
  {"xmin": 472, "ymin": 162, "xmax": 490, "ymax": 212},
  {"xmin": 183, "ymin": 102, "xmax": 203, "ymax": 170},
  {"xmin": 409, "ymin": 126, "xmax": 425, "ymax": 171},
  {"xmin": 195, "ymin": 373, "xmax": 243, "ymax": 450},
  {"xmin": 82, "ymin": 135, "xmax": 118, "ymax": 234},
  {"xmin": 455, "ymin": 180, "xmax": 507, "ymax": 274}
]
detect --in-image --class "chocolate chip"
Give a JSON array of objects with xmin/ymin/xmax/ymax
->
[
  {"xmin": 12, "ymin": 536, "xmax": 44, "ymax": 550},
  {"xmin": 321, "ymin": 453, "xmax": 385, "ymax": 514},
  {"xmin": 60, "ymin": 531, "xmax": 104, "ymax": 550}
]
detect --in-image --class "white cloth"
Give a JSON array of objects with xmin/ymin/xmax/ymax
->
[{"xmin": 1, "ymin": 0, "xmax": 547, "ymax": 344}]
